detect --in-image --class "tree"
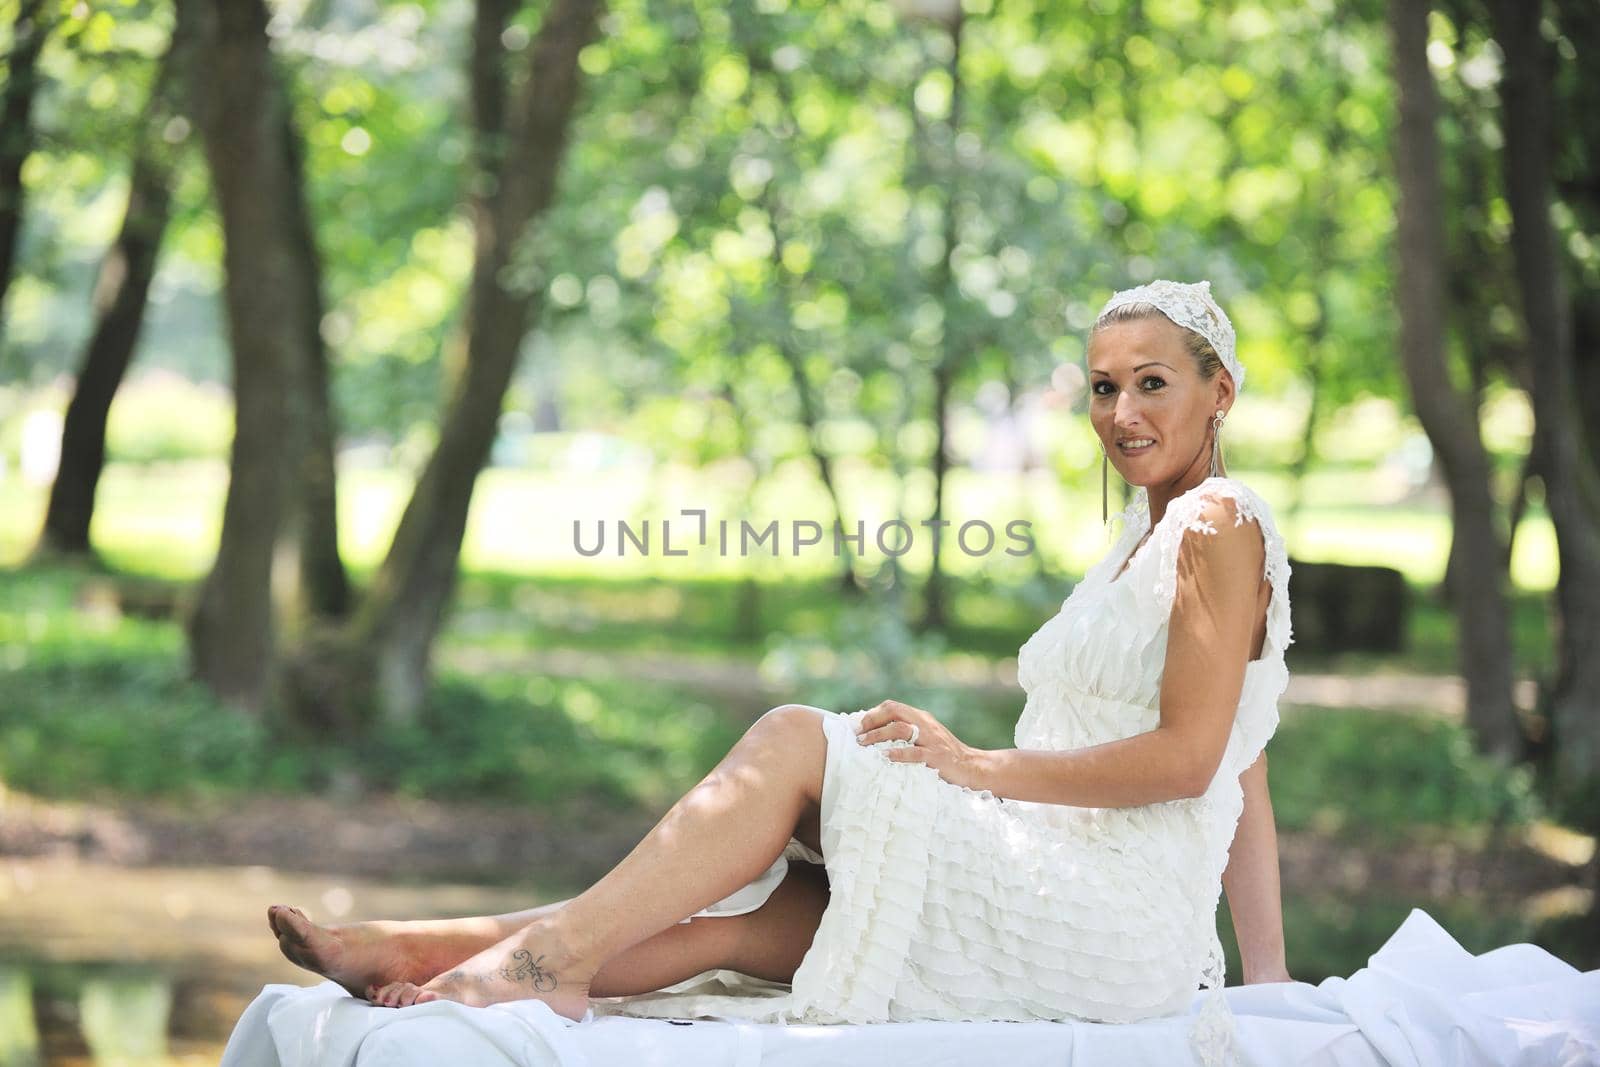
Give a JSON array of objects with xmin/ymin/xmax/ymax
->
[
  {"xmin": 36, "ymin": 23, "xmax": 188, "ymax": 559},
  {"xmin": 286, "ymin": 0, "xmax": 605, "ymax": 729},
  {"xmin": 1386, "ymin": 0, "xmax": 1521, "ymax": 761},
  {"xmin": 0, "ymin": 0, "xmax": 55, "ymax": 342},
  {"xmin": 1487, "ymin": 0, "xmax": 1600, "ymax": 804},
  {"xmin": 177, "ymin": 0, "xmax": 348, "ymax": 710}
]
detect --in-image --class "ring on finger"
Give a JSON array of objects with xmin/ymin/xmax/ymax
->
[{"xmin": 906, "ymin": 723, "xmax": 920, "ymax": 745}]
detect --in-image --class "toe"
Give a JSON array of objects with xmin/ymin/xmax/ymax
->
[
  {"xmin": 282, "ymin": 910, "xmax": 313, "ymax": 945},
  {"xmin": 397, "ymin": 983, "xmax": 422, "ymax": 1007},
  {"xmin": 414, "ymin": 990, "xmax": 440, "ymax": 1004}
]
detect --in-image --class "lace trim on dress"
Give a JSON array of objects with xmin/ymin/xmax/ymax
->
[
  {"xmin": 1189, "ymin": 928, "xmax": 1240, "ymax": 1067},
  {"xmin": 1132, "ymin": 477, "xmax": 1295, "ymax": 658}
]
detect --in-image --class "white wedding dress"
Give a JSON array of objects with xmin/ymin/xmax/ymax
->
[{"xmin": 590, "ymin": 476, "xmax": 1296, "ymax": 1065}]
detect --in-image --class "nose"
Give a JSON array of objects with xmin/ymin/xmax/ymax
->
[{"xmin": 1112, "ymin": 389, "xmax": 1144, "ymax": 431}]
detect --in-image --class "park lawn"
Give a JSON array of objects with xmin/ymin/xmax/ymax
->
[
  {"xmin": 0, "ymin": 466, "xmax": 1580, "ymax": 983},
  {"xmin": 0, "ymin": 554, "xmax": 1555, "ymax": 835},
  {"xmin": 0, "ymin": 550, "xmax": 1587, "ymax": 985}
]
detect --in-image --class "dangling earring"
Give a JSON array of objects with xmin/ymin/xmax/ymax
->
[
  {"xmin": 1210, "ymin": 411, "xmax": 1225, "ymax": 478},
  {"xmin": 1102, "ymin": 448, "xmax": 1109, "ymax": 524}
]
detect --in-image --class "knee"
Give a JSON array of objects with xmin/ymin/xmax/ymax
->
[
  {"xmin": 746, "ymin": 705, "xmax": 827, "ymax": 800},
  {"xmin": 754, "ymin": 703, "xmax": 823, "ymax": 739},
  {"xmin": 748, "ymin": 704, "xmax": 828, "ymax": 759}
]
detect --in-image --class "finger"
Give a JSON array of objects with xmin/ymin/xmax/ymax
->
[
  {"xmin": 885, "ymin": 747, "xmax": 926, "ymax": 763},
  {"xmin": 858, "ymin": 724, "xmax": 914, "ymax": 746}
]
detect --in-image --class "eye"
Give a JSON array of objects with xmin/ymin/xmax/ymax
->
[{"xmin": 1141, "ymin": 375, "xmax": 1166, "ymax": 390}]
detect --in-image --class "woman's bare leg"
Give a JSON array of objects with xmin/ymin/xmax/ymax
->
[
  {"xmin": 267, "ymin": 900, "xmax": 571, "ymax": 997},
  {"xmin": 591, "ymin": 860, "xmax": 829, "ymax": 996},
  {"xmin": 371, "ymin": 704, "xmax": 831, "ymax": 1015},
  {"xmin": 278, "ymin": 704, "xmax": 832, "ymax": 1013},
  {"xmin": 273, "ymin": 857, "xmax": 827, "ymax": 1003},
  {"xmin": 268, "ymin": 795, "xmax": 825, "ymax": 998}
]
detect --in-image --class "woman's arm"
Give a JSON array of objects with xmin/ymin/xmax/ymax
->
[
  {"xmin": 1223, "ymin": 750, "xmax": 1292, "ymax": 983},
  {"xmin": 954, "ymin": 496, "xmax": 1266, "ymax": 807}
]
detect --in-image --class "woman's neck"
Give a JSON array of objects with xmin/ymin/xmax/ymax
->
[{"xmin": 1144, "ymin": 467, "xmax": 1221, "ymax": 526}]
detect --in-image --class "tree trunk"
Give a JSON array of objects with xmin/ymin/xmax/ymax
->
[
  {"xmin": 36, "ymin": 27, "xmax": 185, "ymax": 559},
  {"xmin": 276, "ymin": 104, "xmax": 349, "ymax": 624},
  {"xmin": 920, "ymin": 12, "xmax": 964, "ymax": 634},
  {"xmin": 1574, "ymin": 294, "xmax": 1600, "ymax": 476},
  {"xmin": 1388, "ymin": 0, "xmax": 1522, "ymax": 761},
  {"xmin": 177, "ymin": 0, "xmax": 325, "ymax": 711},
  {"xmin": 0, "ymin": 0, "xmax": 53, "ymax": 339},
  {"xmin": 1489, "ymin": 0, "xmax": 1600, "ymax": 800},
  {"xmin": 731, "ymin": 29, "xmax": 865, "ymax": 598},
  {"xmin": 760, "ymin": 208, "xmax": 865, "ymax": 597},
  {"xmin": 305, "ymin": 0, "xmax": 603, "ymax": 728}
]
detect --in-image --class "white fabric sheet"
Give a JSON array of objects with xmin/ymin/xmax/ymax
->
[{"xmin": 219, "ymin": 909, "xmax": 1600, "ymax": 1067}]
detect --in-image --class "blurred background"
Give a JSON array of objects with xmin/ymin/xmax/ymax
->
[{"xmin": 1, "ymin": 0, "xmax": 1597, "ymax": 1061}]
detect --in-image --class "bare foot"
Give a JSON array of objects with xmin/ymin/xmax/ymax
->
[
  {"xmin": 370, "ymin": 918, "xmax": 592, "ymax": 1020},
  {"xmin": 267, "ymin": 905, "xmax": 431, "ymax": 1000}
]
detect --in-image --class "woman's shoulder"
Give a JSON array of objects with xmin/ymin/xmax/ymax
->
[{"xmin": 1159, "ymin": 476, "xmax": 1280, "ymax": 537}]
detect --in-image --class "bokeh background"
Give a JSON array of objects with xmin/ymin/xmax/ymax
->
[{"xmin": 1, "ymin": 0, "xmax": 1597, "ymax": 1061}]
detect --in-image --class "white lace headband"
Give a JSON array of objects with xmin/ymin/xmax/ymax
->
[{"xmin": 1092, "ymin": 279, "xmax": 1244, "ymax": 394}]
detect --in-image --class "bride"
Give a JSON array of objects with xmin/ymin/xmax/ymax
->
[{"xmin": 266, "ymin": 279, "xmax": 1294, "ymax": 1066}]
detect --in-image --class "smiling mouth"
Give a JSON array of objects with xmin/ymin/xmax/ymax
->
[{"xmin": 1117, "ymin": 438, "xmax": 1156, "ymax": 455}]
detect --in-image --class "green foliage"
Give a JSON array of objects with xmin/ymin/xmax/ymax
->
[
  {"xmin": 1268, "ymin": 706, "xmax": 1543, "ymax": 840},
  {"xmin": 0, "ymin": 565, "xmax": 750, "ymax": 809},
  {"xmin": 355, "ymin": 673, "xmax": 743, "ymax": 811},
  {"xmin": 1218, "ymin": 891, "xmax": 1539, "ymax": 985},
  {"xmin": 0, "ymin": 655, "xmax": 271, "ymax": 797}
]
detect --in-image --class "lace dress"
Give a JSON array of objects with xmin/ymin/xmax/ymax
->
[{"xmin": 590, "ymin": 476, "xmax": 1295, "ymax": 1066}]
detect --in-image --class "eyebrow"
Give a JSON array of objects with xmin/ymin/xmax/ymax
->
[{"xmin": 1089, "ymin": 361, "xmax": 1175, "ymax": 376}]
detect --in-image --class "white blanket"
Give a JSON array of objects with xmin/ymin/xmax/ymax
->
[{"xmin": 219, "ymin": 909, "xmax": 1600, "ymax": 1067}]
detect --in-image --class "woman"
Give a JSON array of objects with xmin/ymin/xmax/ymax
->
[{"xmin": 266, "ymin": 278, "xmax": 1293, "ymax": 1066}]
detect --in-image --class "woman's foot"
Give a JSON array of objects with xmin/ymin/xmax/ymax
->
[
  {"xmin": 267, "ymin": 905, "xmax": 432, "ymax": 999},
  {"xmin": 370, "ymin": 917, "xmax": 593, "ymax": 1019}
]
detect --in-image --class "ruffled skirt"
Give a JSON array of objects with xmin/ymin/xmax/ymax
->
[{"xmin": 589, "ymin": 705, "xmax": 1203, "ymax": 1026}]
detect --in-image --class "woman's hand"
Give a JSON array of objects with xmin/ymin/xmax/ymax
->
[{"xmin": 855, "ymin": 699, "xmax": 988, "ymax": 792}]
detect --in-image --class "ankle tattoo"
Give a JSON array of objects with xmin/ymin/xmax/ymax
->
[{"xmin": 498, "ymin": 949, "xmax": 559, "ymax": 992}]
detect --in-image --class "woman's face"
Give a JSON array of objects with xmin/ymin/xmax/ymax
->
[{"xmin": 1086, "ymin": 315, "xmax": 1234, "ymax": 490}]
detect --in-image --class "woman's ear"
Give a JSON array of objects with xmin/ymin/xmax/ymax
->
[{"xmin": 1215, "ymin": 370, "xmax": 1237, "ymax": 414}]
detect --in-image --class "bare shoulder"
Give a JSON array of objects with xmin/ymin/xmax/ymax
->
[{"xmin": 1175, "ymin": 487, "xmax": 1268, "ymax": 574}]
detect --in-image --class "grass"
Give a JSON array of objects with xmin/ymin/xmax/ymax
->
[{"xmin": 0, "ymin": 558, "xmax": 1553, "ymax": 831}]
